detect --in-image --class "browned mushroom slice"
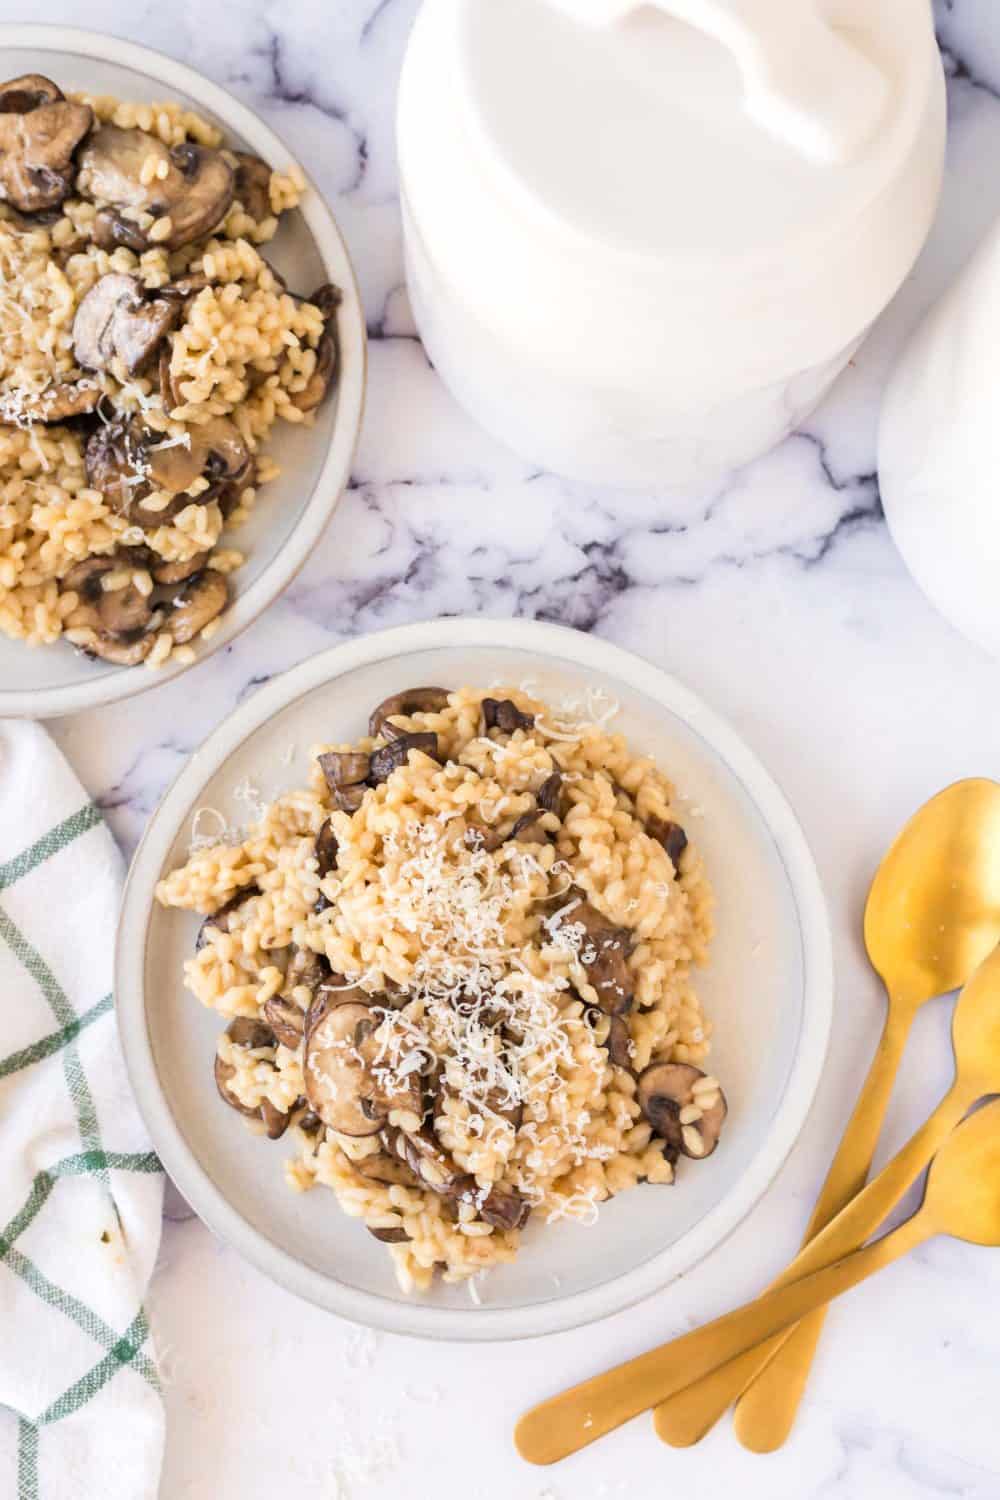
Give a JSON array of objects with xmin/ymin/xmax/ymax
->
[
  {"xmin": 508, "ymin": 810, "xmax": 549, "ymax": 847},
  {"xmin": 290, "ymin": 330, "xmax": 336, "ymax": 414},
  {"xmin": 368, "ymin": 1226, "xmax": 410, "ymax": 1244},
  {"xmin": 263, "ymin": 993, "xmax": 307, "ymax": 1050},
  {"xmin": 76, "ymin": 126, "xmax": 235, "ymax": 249},
  {"xmin": 231, "ymin": 150, "xmax": 272, "ymax": 221},
  {"xmin": 605, "ymin": 1014, "xmax": 633, "ymax": 1070},
  {"xmin": 368, "ymin": 732, "xmax": 440, "ymax": 785},
  {"xmin": 315, "ymin": 818, "xmax": 339, "ymax": 878},
  {"xmin": 566, "ymin": 889, "xmax": 634, "ymax": 1015},
  {"xmin": 195, "ymin": 883, "xmax": 259, "ymax": 951},
  {"xmin": 479, "ymin": 1184, "xmax": 531, "ymax": 1232},
  {"xmin": 369, "ymin": 687, "xmax": 449, "ymax": 740},
  {"xmin": 91, "ymin": 207, "xmax": 150, "ymax": 253},
  {"xmin": 62, "ymin": 555, "xmax": 159, "ymax": 665},
  {"xmin": 73, "ymin": 272, "xmax": 180, "ymax": 376},
  {"xmin": 481, "ymin": 698, "xmax": 534, "ymax": 734},
  {"xmin": 286, "ymin": 945, "xmax": 330, "ymax": 995},
  {"xmin": 150, "ymin": 551, "xmax": 211, "ymax": 586},
  {"xmin": 537, "ymin": 771, "xmax": 564, "ymax": 815},
  {"xmin": 304, "ymin": 1000, "xmax": 385, "ymax": 1136},
  {"xmin": 260, "ymin": 1098, "xmax": 291, "ymax": 1140},
  {"xmin": 637, "ymin": 1062, "xmax": 727, "ymax": 1159},
  {"xmin": 0, "ymin": 75, "xmax": 63, "ymax": 112},
  {"xmin": 15, "ymin": 380, "xmax": 101, "ymax": 424},
  {"xmin": 165, "ymin": 569, "xmax": 228, "ymax": 644},
  {"xmin": 83, "ymin": 633, "xmax": 156, "ymax": 667},
  {"xmin": 317, "ymin": 750, "xmax": 371, "ymax": 812},
  {"xmin": 355, "ymin": 1152, "xmax": 421, "ymax": 1188},
  {"xmin": 216, "ymin": 456, "xmax": 256, "ymax": 520},
  {"xmin": 0, "ymin": 78, "xmax": 92, "ymax": 214},
  {"xmin": 645, "ymin": 815, "xmax": 688, "ymax": 872},
  {"xmin": 310, "ymin": 283, "xmax": 342, "ymax": 321},
  {"xmin": 214, "ymin": 1055, "xmax": 260, "ymax": 1118}
]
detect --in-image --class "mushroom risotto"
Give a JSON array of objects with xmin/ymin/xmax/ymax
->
[
  {"xmin": 156, "ymin": 685, "xmax": 726, "ymax": 1294},
  {"xmin": 0, "ymin": 74, "xmax": 339, "ymax": 668}
]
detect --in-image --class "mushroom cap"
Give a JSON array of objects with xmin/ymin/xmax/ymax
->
[
  {"xmin": 566, "ymin": 889, "xmax": 634, "ymax": 1015},
  {"xmin": 0, "ymin": 83, "xmax": 93, "ymax": 213},
  {"xmin": 230, "ymin": 150, "xmax": 272, "ymax": 222},
  {"xmin": 262, "ymin": 993, "xmax": 307, "ymax": 1050},
  {"xmin": 368, "ymin": 732, "xmax": 440, "ymax": 786},
  {"xmin": 645, "ymin": 815, "xmax": 688, "ymax": 871},
  {"xmin": 315, "ymin": 818, "xmax": 339, "ymax": 878},
  {"xmin": 76, "ymin": 126, "xmax": 235, "ymax": 249},
  {"xmin": 165, "ymin": 569, "xmax": 228, "ymax": 645},
  {"xmin": 637, "ymin": 1062, "xmax": 727, "ymax": 1159},
  {"xmin": 304, "ymin": 999, "xmax": 385, "ymax": 1137},
  {"xmin": 73, "ymin": 272, "xmax": 179, "ymax": 376},
  {"xmin": 12, "ymin": 379, "xmax": 101, "ymax": 424},
  {"xmin": 537, "ymin": 771, "xmax": 564, "ymax": 815},
  {"xmin": 369, "ymin": 687, "xmax": 449, "ymax": 740},
  {"xmin": 481, "ymin": 697, "xmax": 535, "ymax": 734}
]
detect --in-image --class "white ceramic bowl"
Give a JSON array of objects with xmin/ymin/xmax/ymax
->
[
  {"xmin": 116, "ymin": 619, "xmax": 833, "ymax": 1341},
  {"xmin": 0, "ymin": 27, "xmax": 366, "ymax": 719}
]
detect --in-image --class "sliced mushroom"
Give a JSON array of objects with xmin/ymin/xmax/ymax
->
[
  {"xmin": 0, "ymin": 76, "xmax": 92, "ymax": 214},
  {"xmin": 13, "ymin": 380, "xmax": 101, "ymax": 424},
  {"xmin": 231, "ymin": 150, "xmax": 272, "ymax": 222},
  {"xmin": 368, "ymin": 1226, "xmax": 410, "ymax": 1244},
  {"xmin": 263, "ymin": 993, "xmax": 307, "ymax": 1050},
  {"xmin": 0, "ymin": 75, "xmax": 63, "ymax": 113},
  {"xmin": 91, "ymin": 206, "xmax": 150, "ymax": 253},
  {"xmin": 216, "ymin": 455, "xmax": 256, "ymax": 520},
  {"xmin": 286, "ymin": 945, "xmax": 329, "ymax": 995},
  {"xmin": 355, "ymin": 1151, "xmax": 421, "ymax": 1189},
  {"xmin": 214, "ymin": 1018, "xmax": 291, "ymax": 1136},
  {"xmin": 537, "ymin": 771, "xmax": 564, "ymax": 816},
  {"xmin": 62, "ymin": 554, "xmax": 159, "ymax": 664},
  {"xmin": 382, "ymin": 1125, "xmax": 529, "ymax": 1230},
  {"xmin": 368, "ymin": 732, "xmax": 440, "ymax": 785},
  {"xmin": 260, "ymin": 1098, "xmax": 291, "ymax": 1140},
  {"xmin": 509, "ymin": 810, "xmax": 549, "ymax": 847},
  {"xmin": 606, "ymin": 1014, "xmax": 633, "ymax": 1070},
  {"xmin": 289, "ymin": 282, "xmax": 341, "ymax": 413},
  {"xmin": 76, "ymin": 126, "xmax": 235, "ymax": 249},
  {"xmin": 317, "ymin": 749, "xmax": 371, "ymax": 812},
  {"xmin": 566, "ymin": 889, "xmax": 634, "ymax": 1015},
  {"xmin": 481, "ymin": 698, "xmax": 534, "ymax": 735},
  {"xmin": 304, "ymin": 999, "xmax": 386, "ymax": 1136},
  {"xmin": 73, "ymin": 272, "xmax": 180, "ymax": 376},
  {"xmin": 315, "ymin": 818, "xmax": 339, "ymax": 878},
  {"xmin": 195, "ymin": 883, "xmax": 259, "ymax": 951},
  {"xmin": 149, "ymin": 551, "xmax": 210, "ymax": 586},
  {"xmin": 164, "ymin": 569, "xmax": 227, "ymax": 644},
  {"xmin": 645, "ymin": 816, "xmax": 688, "ymax": 872},
  {"xmin": 291, "ymin": 330, "xmax": 336, "ymax": 414},
  {"xmin": 369, "ymin": 687, "xmax": 449, "ymax": 740},
  {"xmin": 637, "ymin": 1062, "xmax": 727, "ymax": 1159}
]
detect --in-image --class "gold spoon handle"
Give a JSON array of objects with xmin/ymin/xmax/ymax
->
[
  {"xmin": 651, "ymin": 1077, "xmax": 971, "ymax": 1447},
  {"xmin": 516, "ymin": 1213, "xmax": 931, "ymax": 1466},
  {"xmin": 654, "ymin": 1001, "xmax": 916, "ymax": 1447}
]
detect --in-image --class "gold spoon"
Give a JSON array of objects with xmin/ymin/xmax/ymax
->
[
  {"xmin": 654, "ymin": 777, "xmax": 1000, "ymax": 1450},
  {"xmin": 516, "ymin": 1099, "xmax": 1000, "ymax": 1466},
  {"xmin": 516, "ymin": 940, "xmax": 1000, "ymax": 1467}
]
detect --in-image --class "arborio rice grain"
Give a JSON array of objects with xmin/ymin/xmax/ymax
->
[{"xmin": 157, "ymin": 686, "xmax": 725, "ymax": 1295}]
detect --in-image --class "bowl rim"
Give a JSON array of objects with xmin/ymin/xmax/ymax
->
[
  {"xmin": 0, "ymin": 24, "xmax": 367, "ymax": 720},
  {"xmin": 116, "ymin": 617, "xmax": 834, "ymax": 1341}
]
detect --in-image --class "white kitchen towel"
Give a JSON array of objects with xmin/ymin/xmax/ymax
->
[{"xmin": 0, "ymin": 720, "xmax": 164, "ymax": 1500}]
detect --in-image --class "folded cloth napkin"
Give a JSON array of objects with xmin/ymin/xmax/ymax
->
[{"xmin": 0, "ymin": 720, "xmax": 163, "ymax": 1500}]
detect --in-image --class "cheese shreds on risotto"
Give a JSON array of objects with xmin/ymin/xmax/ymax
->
[
  {"xmin": 156, "ymin": 685, "xmax": 727, "ymax": 1295},
  {"xmin": 0, "ymin": 73, "xmax": 339, "ymax": 668}
]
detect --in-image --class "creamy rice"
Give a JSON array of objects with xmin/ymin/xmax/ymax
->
[
  {"xmin": 156, "ymin": 685, "xmax": 723, "ymax": 1294},
  {"xmin": 0, "ymin": 78, "xmax": 338, "ymax": 668}
]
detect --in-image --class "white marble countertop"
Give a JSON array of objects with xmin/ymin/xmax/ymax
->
[{"xmin": 5, "ymin": 1, "xmax": 1000, "ymax": 1495}]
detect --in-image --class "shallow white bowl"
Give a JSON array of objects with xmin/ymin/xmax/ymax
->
[
  {"xmin": 0, "ymin": 26, "xmax": 366, "ymax": 719},
  {"xmin": 117, "ymin": 619, "xmax": 833, "ymax": 1340}
]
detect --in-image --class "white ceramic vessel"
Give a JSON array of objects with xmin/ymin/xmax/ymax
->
[
  {"xmin": 879, "ymin": 214, "xmax": 1000, "ymax": 660},
  {"xmin": 117, "ymin": 618, "xmax": 833, "ymax": 1341},
  {"xmin": 0, "ymin": 28, "xmax": 366, "ymax": 720},
  {"xmin": 398, "ymin": 0, "xmax": 946, "ymax": 493}
]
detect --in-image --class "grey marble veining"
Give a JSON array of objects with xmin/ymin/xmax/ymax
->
[{"xmin": 6, "ymin": 2, "xmax": 1000, "ymax": 1496}]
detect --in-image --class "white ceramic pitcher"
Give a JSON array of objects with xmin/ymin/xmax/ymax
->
[{"xmin": 398, "ymin": 0, "xmax": 945, "ymax": 493}]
